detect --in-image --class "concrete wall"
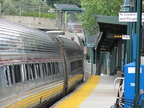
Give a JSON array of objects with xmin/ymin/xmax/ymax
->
[{"xmin": 0, "ymin": 15, "xmax": 57, "ymax": 29}]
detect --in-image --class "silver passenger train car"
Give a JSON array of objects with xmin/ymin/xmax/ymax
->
[{"xmin": 0, "ymin": 19, "xmax": 84, "ymax": 108}]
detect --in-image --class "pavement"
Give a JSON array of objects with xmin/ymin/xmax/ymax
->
[{"xmin": 52, "ymin": 75, "xmax": 118, "ymax": 108}]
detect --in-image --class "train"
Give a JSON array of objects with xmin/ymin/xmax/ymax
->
[{"xmin": 0, "ymin": 19, "xmax": 84, "ymax": 108}]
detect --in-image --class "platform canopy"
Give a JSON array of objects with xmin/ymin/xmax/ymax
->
[
  {"xmin": 54, "ymin": 4, "xmax": 83, "ymax": 11},
  {"xmin": 54, "ymin": 4, "xmax": 83, "ymax": 32},
  {"xmin": 94, "ymin": 15, "xmax": 127, "ymax": 51}
]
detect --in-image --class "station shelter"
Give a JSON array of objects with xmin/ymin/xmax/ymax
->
[
  {"xmin": 54, "ymin": 4, "xmax": 84, "ymax": 33},
  {"xmin": 93, "ymin": 15, "xmax": 127, "ymax": 75}
]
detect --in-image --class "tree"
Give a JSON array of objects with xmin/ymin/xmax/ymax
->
[
  {"xmin": 2, "ymin": 0, "xmax": 50, "ymax": 16},
  {"xmin": 80, "ymin": 0, "xmax": 123, "ymax": 35},
  {"xmin": 2, "ymin": 1, "xmax": 19, "ymax": 15}
]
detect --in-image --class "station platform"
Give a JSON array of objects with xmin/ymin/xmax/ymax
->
[{"xmin": 51, "ymin": 75, "xmax": 118, "ymax": 108}]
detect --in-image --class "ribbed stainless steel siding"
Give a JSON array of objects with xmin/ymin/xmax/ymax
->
[
  {"xmin": 57, "ymin": 37, "xmax": 82, "ymax": 61},
  {"xmin": 0, "ymin": 19, "xmax": 62, "ymax": 65}
]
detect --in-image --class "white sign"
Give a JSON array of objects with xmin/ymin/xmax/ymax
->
[
  {"xmin": 119, "ymin": 12, "xmax": 144, "ymax": 22},
  {"xmin": 130, "ymin": 83, "xmax": 135, "ymax": 87},
  {"xmin": 122, "ymin": 35, "xmax": 130, "ymax": 40},
  {"xmin": 128, "ymin": 67, "xmax": 142, "ymax": 73}
]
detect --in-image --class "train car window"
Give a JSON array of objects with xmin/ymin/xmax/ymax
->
[
  {"xmin": 58, "ymin": 62, "xmax": 63, "ymax": 71},
  {"xmin": 70, "ymin": 62, "xmax": 73, "ymax": 72},
  {"xmin": 32, "ymin": 64, "xmax": 36, "ymax": 79},
  {"xmin": 51, "ymin": 62, "xmax": 55, "ymax": 75},
  {"xmin": 77, "ymin": 60, "xmax": 83, "ymax": 68},
  {"xmin": 4, "ymin": 66, "xmax": 13, "ymax": 86},
  {"xmin": 45, "ymin": 63, "xmax": 49, "ymax": 76},
  {"xmin": 42, "ymin": 63, "xmax": 47, "ymax": 77},
  {"xmin": 55, "ymin": 62, "xmax": 59, "ymax": 74},
  {"xmin": 29, "ymin": 64, "xmax": 35, "ymax": 80},
  {"xmin": 13, "ymin": 65, "xmax": 22, "ymax": 83},
  {"xmin": 47, "ymin": 63, "xmax": 51, "ymax": 76},
  {"xmin": 71, "ymin": 62, "xmax": 74, "ymax": 72},
  {"xmin": 75, "ymin": 61, "xmax": 77, "ymax": 70},
  {"xmin": 4, "ymin": 67, "xmax": 9, "ymax": 85},
  {"xmin": 35, "ymin": 63, "xmax": 41, "ymax": 78},
  {"xmin": 71, "ymin": 61, "xmax": 77, "ymax": 72},
  {"xmin": 21, "ymin": 64, "xmax": 29, "ymax": 81}
]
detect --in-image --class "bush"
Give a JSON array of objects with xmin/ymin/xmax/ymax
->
[{"xmin": 22, "ymin": 12, "xmax": 56, "ymax": 19}]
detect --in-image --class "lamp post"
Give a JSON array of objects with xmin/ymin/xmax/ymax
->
[
  {"xmin": 123, "ymin": 0, "xmax": 134, "ymax": 63},
  {"xmin": 123, "ymin": 0, "xmax": 142, "ymax": 102},
  {"xmin": 135, "ymin": 0, "xmax": 142, "ymax": 99}
]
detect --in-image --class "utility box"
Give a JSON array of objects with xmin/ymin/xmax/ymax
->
[{"xmin": 124, "ymin": 62, "xmax": 144, "ymax": 107}]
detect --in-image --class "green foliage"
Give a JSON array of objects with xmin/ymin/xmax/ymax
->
[
  {"xmin": 0, "ymin": 0, "xmax": 4, "ymax": 4},
  {"xmin": 2, "ymin": 2, "xmax": 19, "ymax": 15},
  {"xmin": 22, "ymin": 12, "xmax": 55, "ymax": 19},
  {"xmin": 19, "ymin": 0, "xmax": 50, "ymax": 13},
  {"xmin": 80, "ymin": 0, "xmax": 123, "ymax": 35},
  {"xmin": 1, "ymin": 0, "xmax": 55, "ymax": 19},
  {"xmin": 60, "ymin": 0, "xmax": 82, "ymax": 7}
]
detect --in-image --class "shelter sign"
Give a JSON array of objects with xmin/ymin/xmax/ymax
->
[
  {"xmin": 122, "ymin": 35, "xmax": 130, "ymax": 40},
  {"xmin": 119, "ymin": 12, "xmax": 144, "ymax": 22}
]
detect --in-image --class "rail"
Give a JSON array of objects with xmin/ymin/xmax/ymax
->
[
  {"xmin": 114, "ymin": 77, "xmax": 124, "ymax": 98},
  {"xmin": 111, "ymin": 89, "xmax": 144, "ymax": 108}
]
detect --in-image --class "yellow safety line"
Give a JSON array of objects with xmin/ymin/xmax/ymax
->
[{"xmin": 55, "ymin": 75, "xmax": 100, "ymax": 108}]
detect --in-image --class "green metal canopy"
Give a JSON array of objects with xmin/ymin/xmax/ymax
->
[
  {"xmin": 94, "ymin": 15, "xmax": 127, "ymax": 51},
  {"xmin": 54, "ymin": 4, "xmax": 83, "ymax": 11},
  {"xmin": 94, "ymin": 15, "xmax": 126, "ymax": 25}
]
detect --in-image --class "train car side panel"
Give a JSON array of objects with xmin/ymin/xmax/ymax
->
[
  {"xmin": 56, "ymin": 37, "xmax": 84, "ymax": 93},
  {"xmin": 0, "ymin": 19, "xmax": 64, "ymax": 108}
]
